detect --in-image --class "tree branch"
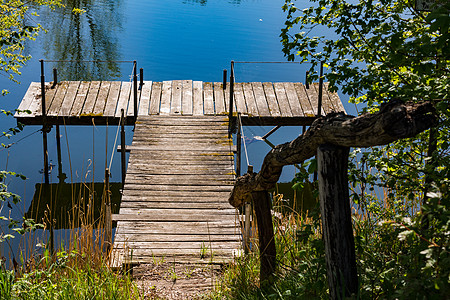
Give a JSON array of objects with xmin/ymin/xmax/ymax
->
[{"xmin": 229, "ymin": 100, "xmax": 437, "ymax": 208}]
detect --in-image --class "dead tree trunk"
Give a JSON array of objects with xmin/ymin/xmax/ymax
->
[
  {"xmin": 318, "ymin": 144, "xmax": 358, "ymax": 298},
  {"xmin": 228, "ymin": 100, "xmax": 437, "ymax": 290},
  {"xmin": 252, "ymin": 191, "xmax": 276, "ymax": 283}
]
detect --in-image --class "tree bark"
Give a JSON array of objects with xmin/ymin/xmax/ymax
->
[
  {"xmin": 318, "ymin": 144, "xmax": 358, "ymax": 299},
  {"xmin": 252, "ymin": 191, "xmax": 276, "ymax": 283},
  {"xmin": 229, "ymin": 100, "xmax": 437, "ymax": 208}
]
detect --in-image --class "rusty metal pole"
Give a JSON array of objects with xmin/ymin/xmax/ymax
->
[
  {"xmin": 244, "ymin": 165, "xmax": 253, "ymax": 254},
  {"xmin": 305, "ymin": 70, "xmax": 310, "ymax": 89},
  {"xmin": 133, "ymin": 61, "xmax": 138, "ymax": 119},
  {"xmin": 236, "ymin": 113, "xmax": 242, "ymax": 177},
  {"xmin": 228, "ymin": 61, "xmax": 235, "ymax": 137},
  {"xmin": 120, "ymin": 109, "xmax": 126, "ymax": 186},
  {"xmin": 40, "ymin": 59, "xmax": 50, "ymax": 185},
  {"xmin": 223, "ymin": 69, "xmax": 227, "ymax": 90},
  {"xmin": 139, "ymin": 68, "xmax": 144, "ymax": 89},
  {"xmin": 317, "ymin": 61, "xmax": 324, "ymax": 117}
]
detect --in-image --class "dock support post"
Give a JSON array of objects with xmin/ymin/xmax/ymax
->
[
  {"xmin": 223, "ymin": 69, "xmax": 227, "ymax": 90},
  {"xmin": 120, "ymin": 109, "xmax": 126, "ymax": 186},
  {"xmin": 104, "ymin": 168, "xmax": 112, "ymax": 253},
  {"xmin": 244, "ymin": 165, "xmax": 253, "ymax": 254},
  {"xmin": 317, "ymin": 144, "xmax": 358, "ymax": 299},
  {"xmin": 228, "ymin": 61, "xmax": 235, "ymax": 137},
  {"xmin": 40, "ymin": 59, "xmax": 50, "ymax": 185},
  {"xmin": 317, "ymin": 61, "xmax": 323, "ymax": 117},
  {"xmin": 236, "ymin": 113, "xmax": 241, "ymax": 177},
  {"xmin": 133, "ymin": 61, "xmax": 138, "ymax": 119}
]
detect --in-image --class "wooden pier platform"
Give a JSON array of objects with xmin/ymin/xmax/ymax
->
[
  {"xmin": 14, "ymin": 79, "xmax": 347, "ymax": 267},
  {"xmin": 111, "ymin": 116, "xmax": 241, "ymax": 266},
  {"xmin": 15, "ymin": 80, "xmax": 345, "ymax": 126}
]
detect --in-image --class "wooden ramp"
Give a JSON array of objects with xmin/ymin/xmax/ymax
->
[
  {"xmin": 15, "ymin": 80, "xmax": 345, "ymax": 126},
  {"xmin": 111, "ymin": 116, "xmax": 241, "ymax": 266}
]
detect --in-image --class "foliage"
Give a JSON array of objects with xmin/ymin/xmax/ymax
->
[
  {"xmin": 0, "ymin": 0, "xmax": 61, "ymax": 83},
  {"xmin": 0, "ymin": 248, "xmax": 142, "ymax": 299},
  {"xmin": 276, "ymin": 0, "xmax": 450, "ymax": 298}
]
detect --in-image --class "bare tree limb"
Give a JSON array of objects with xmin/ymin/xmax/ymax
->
[{"xmin": 229, "ymin": 100, "xmax": 437, "ymax": 208}]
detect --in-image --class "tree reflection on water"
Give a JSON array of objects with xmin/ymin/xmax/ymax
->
[{"xmin": 40, "ymin": 0, "xmax": 124, "ymax": 81}]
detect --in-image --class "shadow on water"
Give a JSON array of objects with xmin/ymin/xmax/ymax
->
[
  {"xmin": 39, "ymin": 0, "xmax": 124, "ymax": 81},
  {"xmin": 25, "ymin": 182, "xmax": 121, "ymax": 230}
]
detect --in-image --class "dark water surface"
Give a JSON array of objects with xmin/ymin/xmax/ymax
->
[{"xmin": 0, "ymin": 0, "xmax": 354, "ymax": 258}]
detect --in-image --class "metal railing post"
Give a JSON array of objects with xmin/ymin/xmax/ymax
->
[
  {"xmin": 120, "ymin": 109, "xmax": 126, "ymax": 186},
  {"xmin": 133, "ymin": 61, "xmax": 138, "ymax": 119},
  {"xmin": 223, "ymin": 69, "xmax": 227, "ymax": 90},
  {"xmin": 139, "ymin": 68, "xmax": 144, "ymax": 90},
  {"xmin": 228, "ymin": 61, "xmax": 235, "ymax": 137},
  {"xmin": 104, "ymin": 168, "xmax": 112, "ymax": 253},
  {"xmin": 52, "ymin": 68, "xmax": 57, "ymax": 88},
  {"xmin": 236, "ymin": 113, "xmax": 241, "ymax": 177},
  {"xmin": 244, "ymin": 165, "xmax": 253, "ymax": 254},
  {"xmin": 305, "ymin": 70, "xmax": 310, "ymax": 89},
  {"xmin": 317, "ymin": 61, "xmax": 324, "ymax": 117},
  {"xmin": 40, "ymin": 59, "xmax": 50, "ymax": 185}
]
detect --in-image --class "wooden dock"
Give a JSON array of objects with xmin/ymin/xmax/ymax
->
[
  {"xmin": 111, "ymin": 116, "xmax": 241, "ymax": 265},
  {"xmin": 15, "ymin": 80, "xmax": 345, "ymax": 126},
  {"xmin": 14, "ymin": 78, "xmax": 346, "ymax": 266}
]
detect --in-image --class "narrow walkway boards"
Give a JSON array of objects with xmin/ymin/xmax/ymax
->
[{"xmin": 112, "ymin": 116, "xmax": 241, "ymax": 266}]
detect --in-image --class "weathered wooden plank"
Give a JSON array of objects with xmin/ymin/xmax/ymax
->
[
  {"xmin": 233, "ymin": 82, "xmax": 247, "ymax": 115},
  {"xmin": 48, "ymin": 81, "xmax": 69, "ymax": 116},
  {"xmin": 110, "ymin": 247, "xmax": 238, "ymax": 257},
  {"xmin": 324, "ymin": 82, "xmax": 346, "ymax": 113},
  {"xmin": 58, "ymin": 81, "xmax": 81, "ymax": 116},
  {"xmin": 15, "ymin": 82, "xmax": 41, "ymax": 117},
  {"xmin": 103, "ymin": 81, "xmax": 121, "ymax": 117},
  {"xmin": 80, "ymin": 81, "xmax": 100, "ymax": 115},
  {"xmin": 192, "ymin": 81, "xmax": 203, "ymax": 116},
  {"xmin": 126, "ymin": 81, "xmax": 139, "ymax": 117},
  {"xmin": 293, "ymin": 82, "xmax": 315, "ymax": 117},
  {"xmin": 262, "ymin": 82, "xmax": 281, "ymax": 117},
  {"xmin": 137, "ymin": 81, "xmax": 152, "ymax": 116},
  {"xmin": 213, "ymin": 82, "xmax": 226, "ymax": 114},
  {"xmin": 119, "ymin": 201, "xmax": 233, "ymax": 209},
  {"xmin": 203, "ymin": 82, "xmax": 214, "ymax": 115},
  {"xmin": 160, "ymin": 81, "xmax": 172, "ymax": 115},
  {"xmin": 113, "ymin": 213, "xmax": 235, "ymax": 222},
  {"xmin": 114, "ymin": 82, "xmax": 131, "ymax": 117},
  {"xmin": 171, "ymin": 80, "xmax": 183, "ymax": 114},
  {"xmin": 114, "ymin": 234, "xmax": 240, "ymax": 243},
  {"xmin": 118, "ymin": 208, "xmax": 236, "ymax": 216},
  {"xmin": 123, "ymin": 184, "xmax": 232, "ymax": 192},
  {"xmin": 242, "ymin": 82, "xmax": 259, "ymax": 116},
  {"xmin": 124, "ymin": 177, "xmax": 234, "ymax": 186},
  {"xmin": 126, "ymin": 164, "xmax": 234, "ymax": 174},
  {"xmin": 111, "ymin": 241, "xmax": 240, "ymax": 250},
  {"xmin": 92, "ymin": 81, "xmax": 111, "ymax": 115},
  {"xmin": 304, "ymin": 82, "xmax": 320, "ymax": 116},
  {"xmin": 284, "ymin": 82, "xmax": 304, "ymax": 116},
  {"xmin": 252, "ymin": 82, "xmax": 270, "ymax": 116},
  {"xmin": 313, "ymin": 82, "xmax": 333, "ymax": 114},
  {"xmin": 273, "ymin": 82, "xmax": 293, "ymax": 117},
  {"xmin": 68, "ymin": 81, "xmax": 89, "ymax": 116},
  {"xmin": 182, "ymin": 80, "xmax": 193, "ymax": 115},
  {"xmin": 149, "ymin": 81, "xmax": 162, "ymax": 115}
]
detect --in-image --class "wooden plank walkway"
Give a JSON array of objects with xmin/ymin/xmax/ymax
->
[
  {"xmin": 15, "ymin": 80, "xmax": 345, "ymax": 126},
  {"xmin": 111, "ymin": 116, "xmax": 241, "ymax": 266}
]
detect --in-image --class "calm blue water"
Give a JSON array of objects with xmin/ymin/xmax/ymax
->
[{"xmin": 0, "ymin": 0, "xmax": 356, "ymax": 259}]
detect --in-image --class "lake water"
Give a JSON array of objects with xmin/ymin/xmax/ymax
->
[{"xmin": 0, "ymin": 0, "xmax": 355, "ymax": 259}]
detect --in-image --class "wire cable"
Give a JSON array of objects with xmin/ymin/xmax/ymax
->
[
  {"xmin": 0, "ymin": 129, "xmax": 41, "ymax": 152},
  {"xmin": 239, "ymin": 114, "xmax": 250, "ymax": 167}
]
